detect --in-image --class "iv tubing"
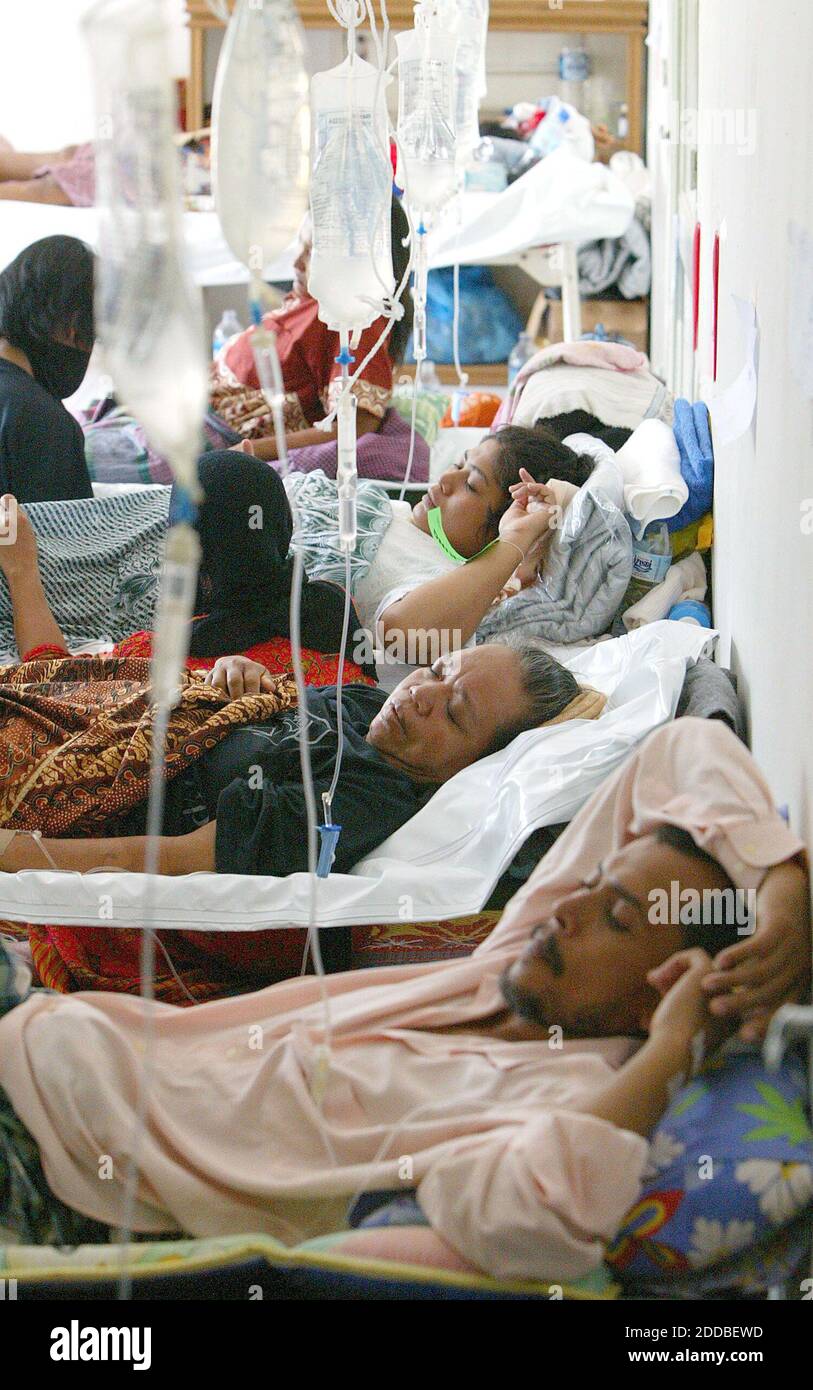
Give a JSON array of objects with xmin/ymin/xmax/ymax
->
[
  {"xmin": 117, "ymin": 699, "xmax": 170, "ymax": 1298},
  {"xmin": 249, "ymin": 282, "xmax": 336, "ymax": 1119}
]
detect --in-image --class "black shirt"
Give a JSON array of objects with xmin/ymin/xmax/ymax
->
[
  {"xmin": 0, "ymin": 358, "xmax": 93, "ymax": 502},
  {"xmin": 146, "ymin": 684, "xmax": 429, "ymax": 876}
]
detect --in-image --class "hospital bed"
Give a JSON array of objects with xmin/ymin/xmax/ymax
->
[
  {"xmin": 2, "ymin": 618, "xmax": 810, "ymax": 1300},
  {"xmin": 0, "ymin": 149, "xmax": 634, "ymax": 346},
  {"xmin": 0, "ymin": 622, "xmax": 714, "ymax": 937}
]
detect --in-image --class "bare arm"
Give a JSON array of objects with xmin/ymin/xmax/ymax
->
[
  {"xmin": 581, "ymin": 950, "xmax": 732, "ymax": 1137},
  {"xmin": 2, "ymin": 821, "xmax": 217, "ymax": 876},
  {"xmin": 580, "ymin": 1031, "xmax": 694, "ymax": 1138},
  {"xmin": 380, "ymin": 540, "xmax": 528, "ymax": 648},
  {"xmin": 0, "ymin": 501, "xmax": 68, "ymax": 657},
  {"xmin": 247, "ymin": 408, "xmax": 383, "ymax": 463}
]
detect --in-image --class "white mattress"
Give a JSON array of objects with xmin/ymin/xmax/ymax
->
[{"xmin": 0, "ymin": 622, "xmax": 716, "ymax": 932}]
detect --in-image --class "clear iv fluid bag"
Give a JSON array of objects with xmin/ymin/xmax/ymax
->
[
  {"xmin": 83, "ymin": 0, "xmax": 207, "ymax": 489},
  {"xmin": 396, "ymin": 23, "xmax": 458, "ymax": 216},
  {"xmin": 212, "ymin": 0, "xmax": 310, "ymax": 274},
  {"xmin": 455, "ymin": 0, "xmax": 489, "ymax": 164},
  {"xmin": 308, "ymin": 55, "xmax": 394, "ymax": 333}
]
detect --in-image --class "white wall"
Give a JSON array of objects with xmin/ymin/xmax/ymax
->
[
  {"xmin": 0, "ymin": 0, "xmax": 189, "ymax": 150},
  {"xmin": 200, "ymin": 23, "xmax": 630, "ymax": 127},
  {"xmin": 697, "ymin": 0, "xmax": 813, "ymax": 847},
  {"xmin": 651, "ymin": 0, "xmax": 813, "ymax": 846}
]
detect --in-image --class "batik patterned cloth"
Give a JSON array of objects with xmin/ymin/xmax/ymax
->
[
  {"xmin": 0, "ymin": 654, "xmax": 296, "ymax": 838},
  {"xmin": 10, "ymin": 641, "xmax": 372, "ymax": 1006}
]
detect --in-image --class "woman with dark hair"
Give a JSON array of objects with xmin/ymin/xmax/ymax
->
[
  {"xmin": 208, "ymin": 195, "xmax": 423, "ymax": 481},
  {"xmin": 176, "ymin": 422, "xmax": 594, "ymax": 680},
  {"xmin": 0, "ymin": 235, "xmax": 94, "ymax": 502}
]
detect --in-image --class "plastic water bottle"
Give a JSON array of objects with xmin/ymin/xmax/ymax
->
[
  {"xmin": 621, "ymin": 521, "xmax": 673, "ymax": 611},
  {"xmin": 419, "ymin": 359, "xmax": 443, "ymax": 392},
  {"xmin": 529, "ymin": 100, "xmax": 571, "ymax": 158},
  {"xmin": 668, "ymin": 599, "xmax": 712, "ymax": 627},
  {"xmin": 558, "ymin": 46, "xmax": 591, "ymax": 112},
  {"xmin": 508, "ymin": 331, "xmax": 536, "ymax": 387},
  {"xmin": 212, "ymin": 309, "xmax": 243, "ymax": 358}
]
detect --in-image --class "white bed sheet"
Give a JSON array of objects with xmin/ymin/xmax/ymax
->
[
  {"xmin": 0, "ymin": 202, "xmax": 287, "ymax": 289},
  {"xmin": 427, "ymin": 147, "xmax": 635, "ymax": 269},
  {"xmin": 0, "ymin": 622, "xmax": 716, "ymax": 932},
  {"xmin": 0, "ymin": 148, "xmax": 635, "ymax": 292}
]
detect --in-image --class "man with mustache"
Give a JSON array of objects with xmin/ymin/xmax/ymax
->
[{"xmin": 0, "ymin": 718, "xmax": 808, "ymax": 1279}]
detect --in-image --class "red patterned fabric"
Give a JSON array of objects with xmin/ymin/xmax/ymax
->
[
  {"xmin": 218, "ymin": 294, "xmax": 393, "ymax": 424},
  {"xmin": 16, "ymin": 634, "xmax": 373, "ymax": 1003},
  {"xmin": 28, "ymin": 917, "xmax": 500, "ymax": 1007},
  {"xmin": 112, "ymin": 631, "xmax": 376, "ymax": 688},
  {"xmin": 28, "ymin": 922, "xmax": 308, "ymax": 1005}
]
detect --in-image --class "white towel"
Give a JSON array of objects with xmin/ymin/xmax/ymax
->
[
  {"xmin": 615, "ymin": 419, "xmax": 688, "ymax": 536},
  {"xmin": 623, "ymin": 551, "xmax": 707, "ymax": 631}
]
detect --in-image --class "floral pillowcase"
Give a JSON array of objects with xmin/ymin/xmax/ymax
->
[{"xmin": 606, "ymin": 1045, "xmax": 812, "ymax": 1289}]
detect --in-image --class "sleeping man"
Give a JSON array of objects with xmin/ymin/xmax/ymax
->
[{"xmin": 0, "ymin": 717, "xmax": 808, "ymax": 1278}]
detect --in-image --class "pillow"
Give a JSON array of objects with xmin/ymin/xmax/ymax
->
[
  {"xmin": 390, "ymin": 386, "xmax": 451, "ymax": 445},
  {"xmin": 607, "ymin": 1046, "xmax": 813, "ymax": 1289},
  {"xmin": 440, "ymin": 392, "xmax": 503, "ymax": 429},
  {"xmin": 428, "ymin": 426, "xmax": 490, "ymax": 483}
]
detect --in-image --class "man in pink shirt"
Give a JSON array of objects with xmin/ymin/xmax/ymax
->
[{"xmin": 0, "ymin": 717, "xmax": 808, "ymax": 1280}]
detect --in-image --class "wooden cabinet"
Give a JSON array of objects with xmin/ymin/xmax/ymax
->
[{"xmin": 185, "ymin": 1, "xmax": 648, "ymax": 146}]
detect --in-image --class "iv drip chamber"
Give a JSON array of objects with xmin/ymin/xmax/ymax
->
[{"xmin": 395, "ymin": 21, "xmax": 458, "ymax": 217}]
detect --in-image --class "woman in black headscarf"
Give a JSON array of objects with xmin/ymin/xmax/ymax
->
[{"xmin": 0, "ymin": 235, "xmax": 94, "ymax": 502}]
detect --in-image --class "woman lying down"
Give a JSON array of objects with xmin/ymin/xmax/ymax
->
[
  {"xmin": 0, "ymin": 718, "xmax": 808, "ymax": 1278},
  {"xmin": 0, "ymin": 502, "xmax": 595, "ymax": 881}
]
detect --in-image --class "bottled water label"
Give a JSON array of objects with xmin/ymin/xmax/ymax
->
[
  {"xmin": 631, "ymin": 548, "xmax": 672, "ymax": 585},
  {"xmin": 559, "ymin": 48, "xmax": 591, "ymax": 82}
]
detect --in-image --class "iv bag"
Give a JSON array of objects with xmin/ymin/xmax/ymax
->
[
  {"xmin": 308, "ymin": 55, "xmax": 394, "ymax": 333},
  {"xmin": 83, "ymin": 0, "xmax": 207, "ymax": 491},
  {"xmin": 455, "ymin": 0, "xmax": 490, "ymax": 164},
  {"xmin": 212, "ymin": 0, "xmax": 310, "ymax": 275},
  {"xmin": 396, "ymin": 18, "xmax": 458, "ymax": 216}
]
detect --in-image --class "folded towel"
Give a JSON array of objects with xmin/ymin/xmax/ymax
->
[
  {"xmin": 615, "ymin": 418, "xmax": 689, "ymax": 536},
  {"xmin": 667, "ymin": 399, "xmax": 715, "ymax": 531},
  {"xmin": 622, "ymin": 550, "xmax": 707, "ymax": 631},
  {"xmin": 508, "ymin": 338, "xmax": 649, "ymax": 409},
  {"xmin": 676, "ymin": 659, "xmax": 745, "ymax": 739},
  {"xmin": 543, "ymin": 686, "xmax": 607, "ymax": 725}
]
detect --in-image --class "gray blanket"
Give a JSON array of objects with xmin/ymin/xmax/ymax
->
[
  {"xmin": 577, "ymin": 214, "xmax": 652, "ymax": 300},
  {"xmin": 0, "ymin": 490, "xmax": 171, "ymax": 662},
  {"xmin": 477, "ymin": 457, "xmax": 633, "ymax": 646}
]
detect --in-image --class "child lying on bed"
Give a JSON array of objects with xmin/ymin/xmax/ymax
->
[{"xmin": 0, "ymin": 718, "xmax": 808, "ymax": 1278}]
